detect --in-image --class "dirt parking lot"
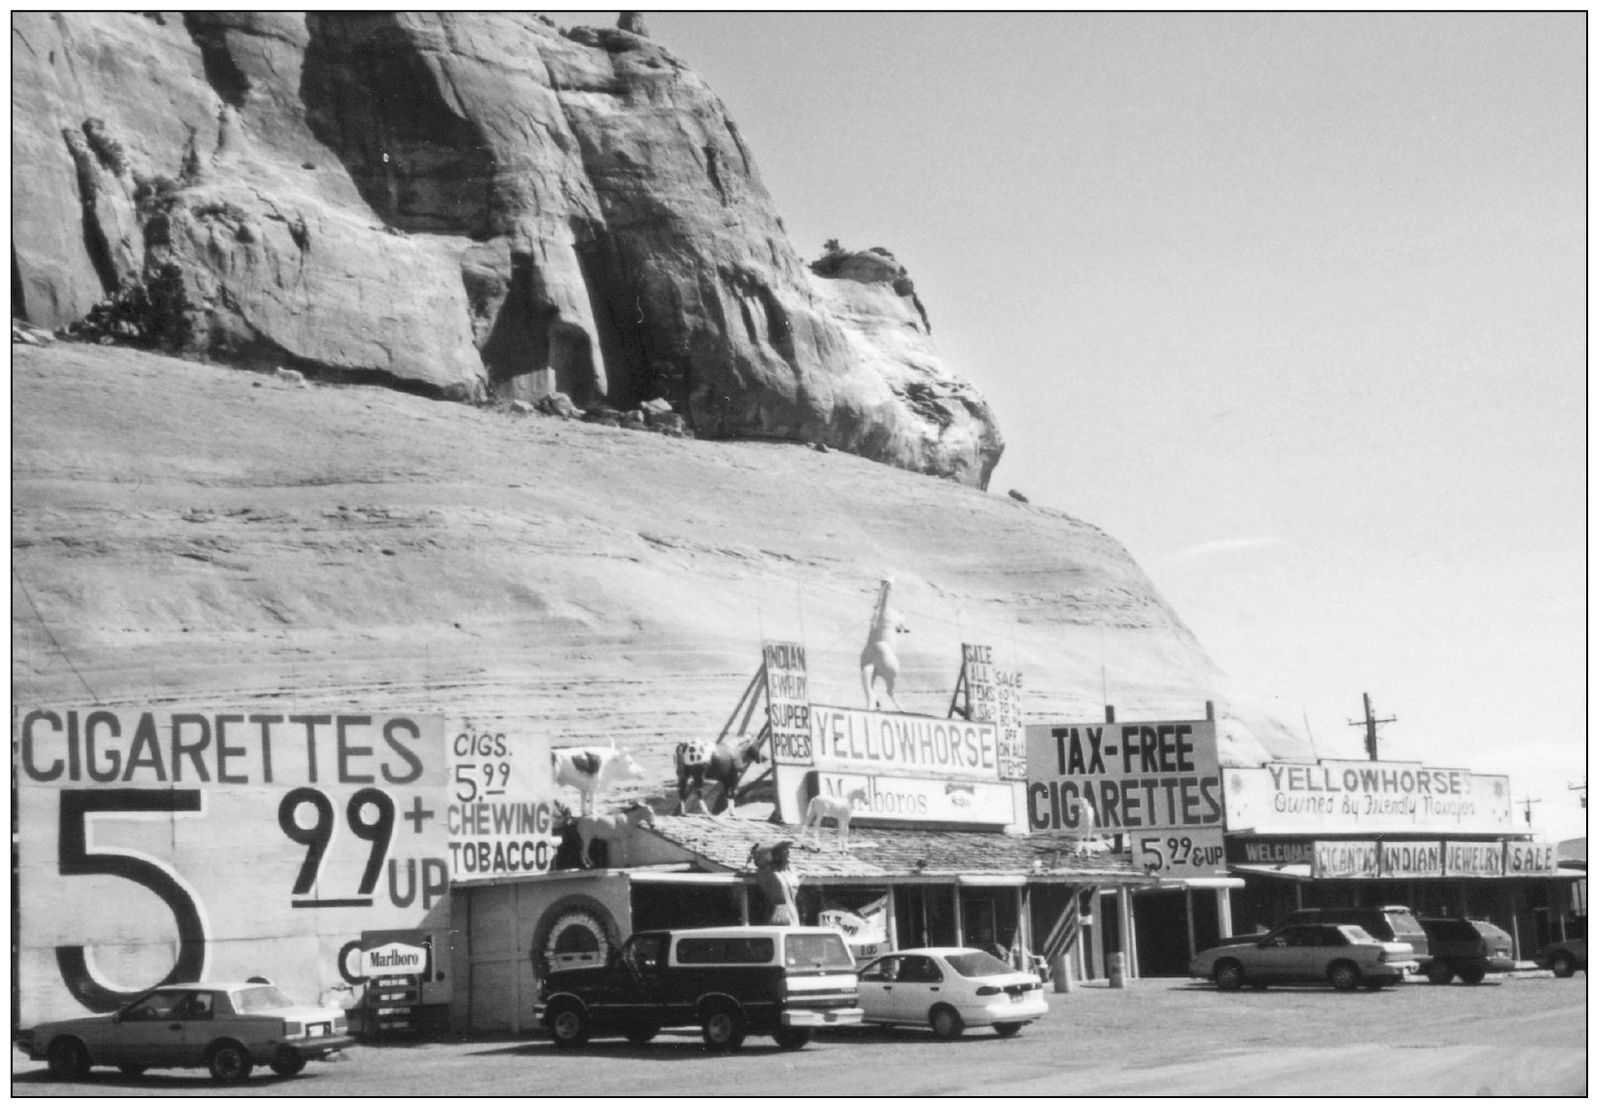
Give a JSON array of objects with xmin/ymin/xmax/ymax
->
[{"xmin": 12, "ymin": 973, "xmax": 1586, "ymax": 1097}]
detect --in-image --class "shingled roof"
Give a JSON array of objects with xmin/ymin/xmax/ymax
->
[{"xmin": 642, "ymin": 815, "xmax": 1150, "ymax": 884}]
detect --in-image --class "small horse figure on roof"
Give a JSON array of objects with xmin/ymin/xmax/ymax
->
[
  {"xmin": 860, "ymin": 577, "xmax": 909, "ymax": 711},
  {"xmin": 576, "ymin": 802, "xmax": 656, "ymax": 868},
  {"xmin": 1064, "ymin": 794, "xmax": 1103, "ymax": 856},
  {"xmin": 802, "ymin": 787, "xmax": 868, "ymax": 850}
]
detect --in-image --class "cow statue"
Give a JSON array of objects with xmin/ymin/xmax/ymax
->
[
  {"xmin": 673, "ymin": 738, "xmax": 766, "ymax": 815},
  {"xmin": 860, "ymin": 577, "xmax": 909, "ymax": 711},
  {"xmin": 802, "ymin": 787, "xmax": 868, "ymax": 849},
  {"xmin": 552, "ymin": 741, "xmax": 646, "ymax": 816},
  {"xmin": 576, "ymin": 802, "xmax": 656, "ymax": 868}
]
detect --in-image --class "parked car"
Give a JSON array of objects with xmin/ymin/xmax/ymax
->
[
  {"xmin": 1190, "ymin": 922, "xmax": 1417, "ymax": 992},
  {"xmin": 14, "ymin": 981, "xmax": 352, "ymax": 1082},
  {"xmin": 1416, "ymin": 917, "xmax": 1515, "ymax": 984},
  {"xmin": 1274, "ymin": 906, "xmax": 1432, "ymax": 972},
  {"xmin": 1534, "ymin": 937, "xmax": 1587, "ymax": 978},
  {"xmin": 854, "ymin": 948, "xmax": 1048, "ymax": 1039},
  {"xmin": 534, "ymin": 925, "xmax": 863, "ymax": 1051}
]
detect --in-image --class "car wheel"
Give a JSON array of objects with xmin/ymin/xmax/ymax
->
[
  {"xmin": 1425, "ymin": 963, "xmax": 1454, "ymax": 985},
  {"xmin": 1213, "ymin": 960, "xmax": 1245, "ymax": 991},
  {"xmin": 269, "ymin": 1048, "xmax": 307, "ymax": 1077},
  {"xmin": 1552, "ymin": 952, "xmax": 1577, "ymax": 979},
  {"xmin": 993, "ymin": 1023, "xmax": 1024, "ymax": 1038},
  {"xmin": 1327, "ymin": 961, "xmax": 1360, "ymax": 993},
  {"xmin": 207, "ymin": 1041, "xmax": 254, "ymax": 1083},
  {"xmin": 118, "ymin": 1065, "xmax": 147, "ymax": 1077},
  {"xmin": 549, "ymin": 1004, "xmax": 591, "ymax": 1049},
  {"xmin": 622, "ymin": 1024, "xmax": 660, "ymax": 1045},
  {"xmin": 929, "ymin": 1005, "xmax": 964, "ymax": 1040},
  {"xmin": 1458, "ymin": 965, "xmax": 1486, "ymax": 985},
  {"xmin": 46, "ymin": 1038, "xmax": 90, "ymax": 1080},
  {"xmin": 772, "ymin": 1027, "xmax": 814, "ymax": 1050},
  {"xmin": 700, "ymin": 1003, "xmax": 747, "ymax": 1052}
]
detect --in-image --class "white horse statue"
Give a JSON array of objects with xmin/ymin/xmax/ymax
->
[
  {"xmin": 802, "ymin": 787, "xmax": 868, "ymax": 849},
  {"xmin": 860, "ymin": 578, "xmax": 909, "ymax": 710}
]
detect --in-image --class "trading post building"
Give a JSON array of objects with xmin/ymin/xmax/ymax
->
[{"xmin": 12, "ymin": 649, "xmax": 1579, "ymax": 1033}]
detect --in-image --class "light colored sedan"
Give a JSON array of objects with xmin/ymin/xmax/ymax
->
[
  {"xmin": 1190, "ymin": 923, "xmax": 1417, "ymax": 992},
  {"xmin": 855, "ymin": 948, "xmax": 1048, "ymax": 1038},
  {"xmin": 15, "ymin": 981, "xmax": 353, "ymax": 1083}
]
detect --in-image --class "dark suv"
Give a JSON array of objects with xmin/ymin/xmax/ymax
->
[
  {"xmin": 534, "ymin": 926, "xmax": 863, "ymax": 1051},
  {"xmin": 1276, "ymin": 906, "xmax": 1431, "ymax": 971},
  {"xmin": 1417, "ymin": 917, "xmax": 1515, "ymax": 984}
]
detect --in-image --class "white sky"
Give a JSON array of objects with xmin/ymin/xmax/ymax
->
[{"xmin": 557, "ymin": 11, "xmax": 1588, "ymax": 841}]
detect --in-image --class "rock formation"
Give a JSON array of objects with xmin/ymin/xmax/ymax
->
[{"xmin": 10, "ymin": 12, "xmax": 1003, "ymax": 486}]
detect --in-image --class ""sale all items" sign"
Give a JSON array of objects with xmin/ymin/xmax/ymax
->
[{"xmin": 14, "ymin": 708, "xmax": 450, "ymax": 1024}]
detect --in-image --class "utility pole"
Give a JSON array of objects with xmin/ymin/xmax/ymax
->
[
  {"xmin": 1516, "ymin": 796, "xmax": 1544, "ymax": 828},
  {"xmin": 1347, "ymin": 693, "xmax": 1395, "ymax": 761},
  {"xmin": 1570, "ymin": 781, "xmax": 1587, "ymax": 809}
]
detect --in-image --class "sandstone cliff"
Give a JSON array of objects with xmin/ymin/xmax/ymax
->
[
  {"xmin": 10, "ymin": 12, "xmax": 1002, "ymax": 486},
  {"xmin": 11, "ymin": 342, "xmax": 1305, "ymax": 788}
]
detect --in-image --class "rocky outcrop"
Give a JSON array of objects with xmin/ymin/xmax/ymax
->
[{"xmin": 10, "ymin": 12, "xmax": 1003, "ymax": 486}]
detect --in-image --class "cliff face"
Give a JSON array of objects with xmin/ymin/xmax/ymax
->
[
  {"xmin": 10, "ymin": 12, "xmax": 1003, "ymax": 487},
  {"xmin": 11, "ymin": 342, "xmax": 1305, "ymax": 784}
]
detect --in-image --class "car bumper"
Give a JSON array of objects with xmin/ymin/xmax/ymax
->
[
  {"xmin": 282, "ymin": 1033, "xmax": 356, "ymax": 1059},
  {"xmin": 1368, "ymin": 962, "xmax": 1414, "ymax": 980},
  {"xmin": 972, "ymin": 995, "xmax": 1049, "ymax": 1024},
  {"xmin": 782, "ymin": 1006, "xmax": 863, "ymax": 1028}
]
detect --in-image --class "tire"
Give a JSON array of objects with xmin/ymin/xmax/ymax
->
[
  {"xmin": 1552, "ymin": 952, "xmax": 1577, "ymax": 979},
  {"xmin": 929, "ymin": 1005, "xmax": 964, "ymax": 1040},
  {"xmin": 549, "ymin": 1004, "xmax": 591, "ymax": 1049},
  {"xmin": 993, "ymin": 1023, "xmax": 1024, "ymax": 1038},
  {"xmin": 1425, "ymin": 962, "xmax": 1455, "ymax": 985},
  {"xmin": 1328, "ymin": 961, "xmax": 1360, "ymax": 993},
  {"xmin": 269, "ymin": 1049, "xmax": 307, "ymax": 1077},
  {"xmin": 772, "ymin": 1027, "xmax": 813, "ymax": 1050},
  {"xmin": 46, "ymin": 1038, "xmax": 90, "ymax": 1080},
  {"xmin": 1213, "ymin": 960, "xmax": 1245, "ymax": 992},
  {"xmin": 1457, "ymin": 965, "xmax": 1486, "ymax": 985},
  {"xmin": 700, "ymin": 1003, "xmax": 747, "ymax": 1052},
  {"xmin": 622, "ymin": 1024, "xmax": 660, "ymax": 1045},
  {"xmin": 207, "ymin": 1041, "xmax": 253, "ymax": 1083},
  {"xmin": 118, "ymin": 1065, "xmax": 147, "ymax": 1077}
]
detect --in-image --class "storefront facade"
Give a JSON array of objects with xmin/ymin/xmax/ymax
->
[{"xmin": 1221, "ymin": 759, "xmax": 1582, "ymax": 958}]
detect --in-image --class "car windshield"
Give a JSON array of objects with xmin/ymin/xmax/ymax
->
[
  {"xmin": 784, "ymin": 933, "xmax": 854, "ymax": 968},
  {"xmin": 232, "ymin": 985, "xmax": 295, "ymax": 1013},
  {"xmin": 945, "ymin": 951, "xmax": 1014, "ymax": 978}
]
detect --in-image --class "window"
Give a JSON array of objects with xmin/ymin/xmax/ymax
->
[
  {"xmin": 784, "ymin": 932, "xmax": 854, "ymax": 969},
  {"xmin": 897, "ymin": 956, "xmax": 942, "ymax": 983},
  {"xmin": 232, "ymin": 985, "xmax": 293, "ymax": 1014},
  {"xmin": 859, "ymin": 957, "xmax": 898, "ymax": 983},
  {"xmin": 675, "ymin": 937, "xmax": 774, "ymax": 965},
  {"xmin": 628, "ymin": 934, "xmax": 668, "ymax": 970},
  {"xmin": 946, "ymin": 951, "xmax": 1011, "ymax": 978},
  {"xmin": 124, "ymin": 992, "xmax": 181, "ymax": 1021},
  {"xmin": 173, "ymin": 992, "xmax": 215, "ymax": 1020}
]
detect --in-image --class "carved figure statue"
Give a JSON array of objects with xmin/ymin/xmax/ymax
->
[
  {"xmin": 575, "ymin": 802, "xmax": 656, "ymax": 868},
  {"xmin": 802, "ymin": 787, "xmax": 868, "ymax": 849},
  {"xmin": 750, "ymin": 841, "xmax": 799, "ymax": 924},
  {"xmin": 860, "ymin": 577, "xmax": 909, "ymax": 710},
  {"xmin": 1065, "ymin": 795, "xmax": 1101, "ymax": 855},
  {"xmin": 552, "ymin": 740, "xmax": 646, "ymax": 815}
]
